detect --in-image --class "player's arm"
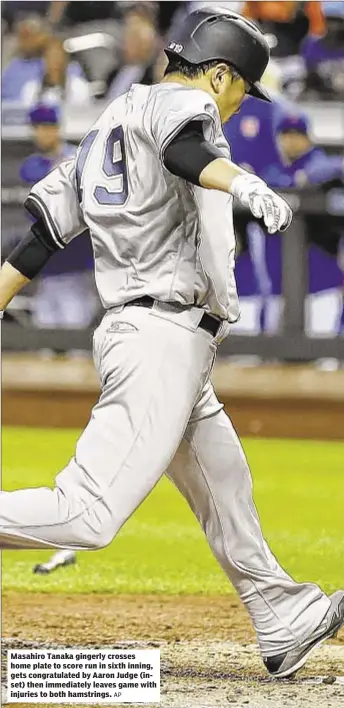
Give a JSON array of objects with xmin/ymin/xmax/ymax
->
[
  {"xmin": 0, "ymin": 264, "xmax": 30, "ymax": 312},
  {"xmin": 164, "ymin": 122, "xmax": 292, "ymax": 234},
  {"xmin": 0, "ymin": 157, "xmax": 86, "ymax": 314},
  {"xmin": 0, "ymin": 219, "xmax": 61, "ymax": 311}
]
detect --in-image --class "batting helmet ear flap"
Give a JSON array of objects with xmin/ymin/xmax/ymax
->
[{"xmin": 165, "ymin": 9, "xmax": 272, "ymax": 102}]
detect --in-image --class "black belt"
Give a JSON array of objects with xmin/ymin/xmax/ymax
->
[{"xmin": 126, "ymin": 296, "xmax": 221, "ymax": 338}]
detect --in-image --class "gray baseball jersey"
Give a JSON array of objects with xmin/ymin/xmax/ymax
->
[
  {"xmin": 2, "ymin": 84, "xmax": 331, "ymax": 665},
  {"xmin": 26, "ymin": 82, "xmax": 240, "ymax": 322}
]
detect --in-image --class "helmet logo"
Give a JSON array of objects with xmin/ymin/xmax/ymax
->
[{"xmin": 168, "ymin": 41, "xmax": 183, "ymax": 53}]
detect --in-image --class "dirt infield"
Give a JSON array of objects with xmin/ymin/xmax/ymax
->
[{"xmin": 2, "ymin": 593, "xmax": 344, "ymax": 707}]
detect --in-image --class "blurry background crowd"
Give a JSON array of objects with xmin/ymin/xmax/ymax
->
[{"xmin": 1, "ymin": 1, "xmax": 344, "ymax": 359}]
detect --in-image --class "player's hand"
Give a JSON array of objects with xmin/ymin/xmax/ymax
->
[{"xmin": 231, "ymin": 174, "xmax": 293, "ymax": 234}]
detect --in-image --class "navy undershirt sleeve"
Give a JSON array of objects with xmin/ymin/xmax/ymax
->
[
  {"xmin": 7, "ymin": 219, "xmax": 60, "ymax": 280},
  {"xmin": 163, "ymin": 121, "xmax": 225, "ymax": 185}
]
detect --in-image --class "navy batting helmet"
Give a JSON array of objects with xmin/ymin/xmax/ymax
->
[{"xmin": 165, "ymin": 8, "xmax": 271, "ymax": 102}]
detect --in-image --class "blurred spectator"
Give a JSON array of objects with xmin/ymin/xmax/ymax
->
[
  {"xmin": 262, "ymin": 113, "xmax": 344, "ymax": 188},
  {"xmin": 118, "ymin": 2, "xmax": 184, "ymax": 35},
  {"xmin": 263, "ymin": 112, "xmax": 344, "ymax": 334},
  {"xmin": 1, "ymin": 0, "xmax": 51, "ymax": 31},
  {"xmin": 20, "ymin": 104, "xmax": 97, "ymax": 329},
  {"xmin": 96, "ymin": 3, "xmax": 186, "ymax": 93},
  {"xmin": 2, "ymin": 17, "xmax": 90, "ymax": 106},
  {"xmin": 105, "ymin": 4, "xmax": 160, "ymax": 99},
  {"xmin": 20, "ymin": 105, "xmax": 75, "ymax": 181},
  {"xmin": 265, "ymin": 111, "xmax": 344, "ymax": 286},
  {"xmin": 302, "ymin": 1, "xmax": 344, "ymax": 99},
  {"xmin": 22, "ymin": 39, "xmax": 91, "ymax": 107},
  {"xmin": 243, "ymin": 2, "xmax": 325, "ymax": 56},
  {"xmin": 2, "ymin": 16, "xmax": 50, "ymax": 100}
]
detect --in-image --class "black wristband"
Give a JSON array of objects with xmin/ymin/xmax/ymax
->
[
  {"xmin": 164, "ymin": 121, "xmax": 225, "ymax": 186},
  {"xmin": 7, "ymin": 220, "xmax": 59, "ymax": 280}
]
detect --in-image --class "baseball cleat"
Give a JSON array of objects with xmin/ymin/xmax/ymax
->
[
  {"xmin": 264, "ymin": 590, "xmax": 344, "ymax": 679},
  {"xmin": 33, "ymin": 550, "xmax": 77, "ymax": 575}
]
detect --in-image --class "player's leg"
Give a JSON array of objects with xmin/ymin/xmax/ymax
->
[
  {"xmin": 0, "ymin": 306, "xmax": 216, "ymax": 550},
  {"xmin": 167, "ymin": 392, "xmax": 331, "ymax": 659},
  {"xmin": 33, "ymin": 550, "xmax": 77, "ymax": 575}
]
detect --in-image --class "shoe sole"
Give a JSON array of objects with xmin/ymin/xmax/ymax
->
[{"xmin": 274, "ymin": 618, "xmax": 343, "ymax": 679}]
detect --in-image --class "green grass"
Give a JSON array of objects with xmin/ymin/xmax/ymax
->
[{"xmin": 1, "ymin": 428, "xmax": 343, "ymax": 595}]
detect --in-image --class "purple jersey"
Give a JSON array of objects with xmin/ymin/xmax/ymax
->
[
  {"xmin": 224, "ymin": 100, "xmax": 343, "ymax": 298},
  {"xmin": 20, "ymin": 142, "xmax": 76, "ymax": 184}
]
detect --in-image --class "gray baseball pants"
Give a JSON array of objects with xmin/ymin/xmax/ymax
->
[{"xmin": 0, "ymin": 303, "xmax": 330, "ymax": 656}]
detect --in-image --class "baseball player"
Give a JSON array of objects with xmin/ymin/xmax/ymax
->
[{"xmin": 0, "ymin": 9, "xmax": 343, "ymax": 678}]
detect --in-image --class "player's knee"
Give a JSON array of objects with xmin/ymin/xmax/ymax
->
[
  {"xmin": 84, "ymin": 526, "xmax": 114, "ymax": 550},
  {"xmin": 56, "ymin": 484, "xmax": 116, "ymax": 550},
  {"xmin": 71, "ymin": 517, "xmax": 116, "ymax": 550}
]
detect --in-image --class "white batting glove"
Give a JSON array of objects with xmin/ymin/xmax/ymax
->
[{"xmin": 231, "ymin": 173, "xmax": 293, "ymax": 234}]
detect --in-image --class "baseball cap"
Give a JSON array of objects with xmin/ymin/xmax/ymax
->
[
  {"xmin": 29, "ymin": 104, "xmax": 60, "ymax": 125},
  {"xmin": 275, "ymin": 113, "xmax": 309, "ymax": 135}
]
